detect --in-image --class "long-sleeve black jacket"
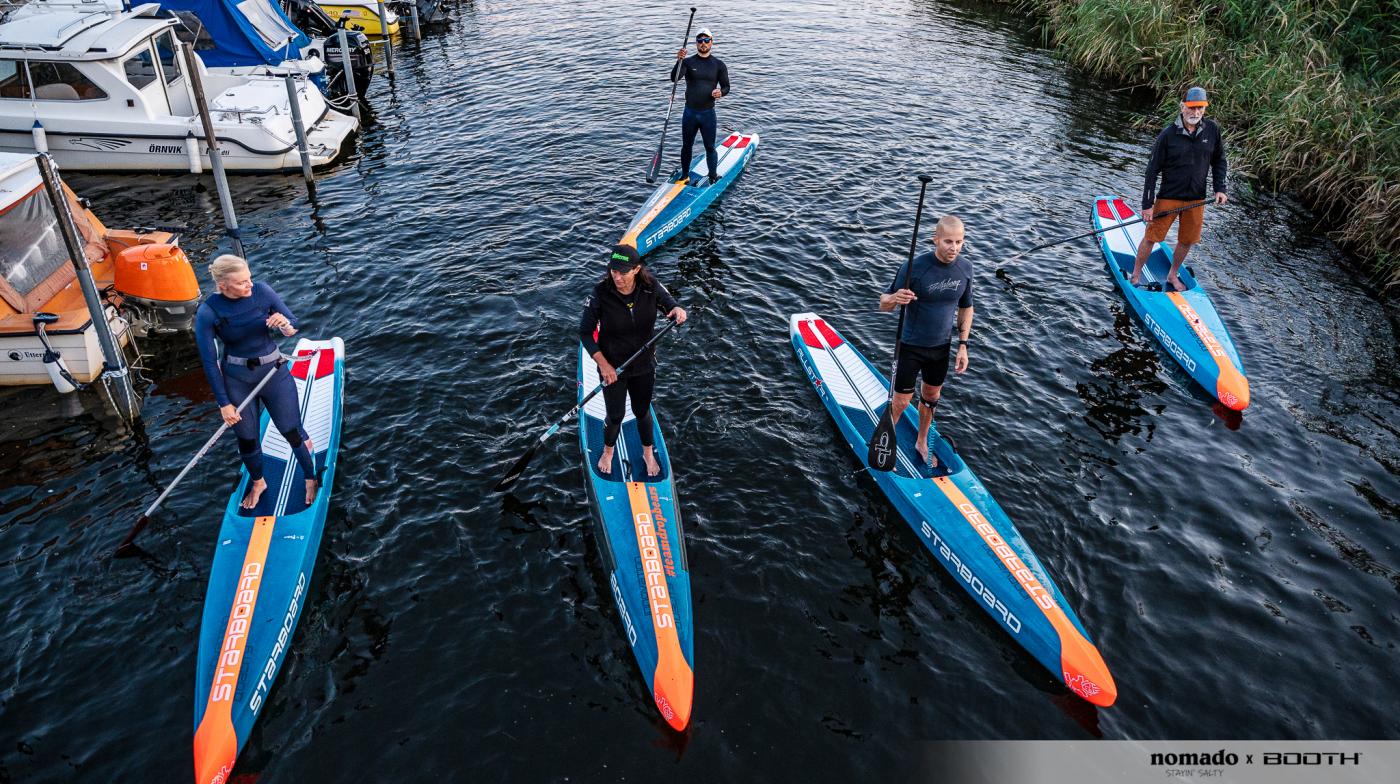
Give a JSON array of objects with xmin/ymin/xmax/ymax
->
[
  {"xmin": 669, "ymin": 54, "xmax": 730, "ymax": 110},
  {"xmin": 1141, "ymin": 115, "xmax": 1228, "ymax": 210},
  {"xmin": 579, "ymin": 276, "xmax": 679, "ymax": 377}
]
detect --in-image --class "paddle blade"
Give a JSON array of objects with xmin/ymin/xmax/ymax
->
[
  {"xmin": 494, "ymin": 444, "xmax": 540, "ymax": 493},
  {"xmin": 114, "ymin": 514, "xmax": 151, "ymax": 557},
  {"xmin": 646, "ymin": 143, "xmax": 664, "ymax": 183},
  {"xmin": 867, "ymin": 409, "xmax": 899, "ymax": 472}
]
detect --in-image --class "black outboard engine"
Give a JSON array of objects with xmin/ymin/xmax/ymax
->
[{"xmin": 281, "ymin": 0, "xmax": 375, "ymax": 98}]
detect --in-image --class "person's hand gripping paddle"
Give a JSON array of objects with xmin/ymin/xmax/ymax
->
[{"xmin": 868, "ymin": 174, "xmax": 933, "ymax": 473}]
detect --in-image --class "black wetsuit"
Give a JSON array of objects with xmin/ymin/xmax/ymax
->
[
  {"xmin": 669, "ymin": 54, "xmax": 730, "ymax": 178},
  {"xmin": 579, "ymin": 274, "xmax": 680, "ymax": 447}
]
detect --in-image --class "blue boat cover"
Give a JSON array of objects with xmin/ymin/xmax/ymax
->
[{"xmin": 162, "ymin": 0, "xmax": 309, "ymax": 67}]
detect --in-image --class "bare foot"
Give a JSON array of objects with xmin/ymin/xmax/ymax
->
[
  {"xmin": 241, "ymin": 477, "xmax": 267, "ymax": 509},
  {"xmin": 305, "ymin": 478, "xmax": 319, "ymax": 505},
  {"xmin": 1166, "ymin": 276, "xmax": 1185, "ymax": 292},
  {"xmin": 643, "ymin": 447, "xmax": 661, "ymax": 477},
  {"xmin": 914, "ymin": 438, "xmax": 938, "ymax": 469},
  {"xmin": 596, "ymin": 446, "xmax": 614, "ymax": 474},
  {"xmin": 1128, "ymin": 273, "xmax": 1140, "ymax": 286}
]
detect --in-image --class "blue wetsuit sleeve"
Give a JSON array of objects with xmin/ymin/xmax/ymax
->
[
  {"xmin": 579, "ymin": 292, "xmax": 602, "ymax": 355},
  {"xmin": 194, "ymin": 301, "xmax": 231, "ymax": 407},
  {"xmin": 959, "ymin": 275, "xmax": 974, "ymax": 309},
  {"xmin": 260, "ymin": 283, "xmax": 298, "ymax": 331},
  {"xmin": 1141, "ymin": 129, "xmax": 1168, "ymax": 210},
  {"xmin": 1211, "ymin": 123, "xmax": 1228, "ymax": 195},
  {"xmin": 718, "ymin": 60, "xmax": 730, "ymax": 97}
]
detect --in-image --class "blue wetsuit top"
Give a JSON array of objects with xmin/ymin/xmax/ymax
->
[
  {"xmin": 194, "ymin": 282, "xmax": 298, "ymax": 407},
  {"xmin": 885, "ymin": 251, "xmax": 974, "ymax": 348}
]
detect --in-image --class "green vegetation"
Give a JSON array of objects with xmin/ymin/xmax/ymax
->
[{"xmin": 1009, "ymin": 0, "xmax": 1399, "ymax": 285}]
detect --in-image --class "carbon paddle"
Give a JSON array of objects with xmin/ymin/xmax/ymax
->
[
  {"xmin": 998, "ymin": 199, "xmax": 1210, "ymax": 267},
  {"xmin": 868, "ymin": 174, "xmax": 933, "ymax": 473},
  {"xmin": 114, "ymin": 350, "xmax": 316, "ymax": 557},
  {"xmin": 494, "ymin": 318, "xmax": 680, "ymax": 492},
  {"xmin": 646, "ymin": 7, "xmax": 697, "ymax": 183}
]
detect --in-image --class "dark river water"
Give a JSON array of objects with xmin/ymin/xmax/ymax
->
[{"xmin": 3, "ymin": 0, "xmax": 1398, "ymax": 781}]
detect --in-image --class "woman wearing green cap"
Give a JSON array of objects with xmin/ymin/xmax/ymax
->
[
  {"xmin": 1131, "ymin": 85, "xmax": 1229, "ymax": 292},
  {"xmin": 579, "ymin": 243, "xmax": 688, "ymax": 477}
]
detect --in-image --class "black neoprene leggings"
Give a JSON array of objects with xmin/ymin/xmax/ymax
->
[{"xmin": 602, "ymin": 372, "xmax": 656, "ymax": 448}]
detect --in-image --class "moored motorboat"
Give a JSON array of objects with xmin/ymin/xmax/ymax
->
[
  {"xmin": 0, "ymin": 152, "xmax": 199, "ymax": 389},
  {"xmin": 0, "ymin": 3, "xmax": 358, "ymax": 171}
]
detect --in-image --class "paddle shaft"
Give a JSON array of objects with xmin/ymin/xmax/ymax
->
[
  {"xmin": 494, "ymin": 319, "xmax": 679, "ymax": 491},
  {"xmin": 884, "ymin": 176, "xmax": 934, "ymax": 404},
  {"xmin": 1006, "ymin": 199, "xmax": 1210, "ymax": 262},
  {"xmin": 647, "ymin": 7, "xmax": 698, "ymax": 182},
  {"xmin": 867, "ymin": 175, "xmax": 933, "ymax": 472}
]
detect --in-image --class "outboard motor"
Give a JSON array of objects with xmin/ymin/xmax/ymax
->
[
  {"xmin": 113, "ymin": 244, "xmax": 201, "ymax": 335},
  {"xmin": 282, "ymin": 0, "xmax": 375, "ymax": 98},
  {"xmin": 32, "ymin": 312, "xmax": 76, "ymax": 394}
]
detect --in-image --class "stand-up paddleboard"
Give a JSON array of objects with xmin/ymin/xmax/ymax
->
[
  {"xmin": 622, "ymin": 131, "xmax": 759, "ymax": 256},
  {"xmin": 790, "ymin": 314, "xmax": 1116, "ymax": 707},
  {"xmin": 193, "ymin": 338, "xmax": 346, "ymax": 784},
  {"xmin": 577, "ymin": 342, "xmax": 695, "ymax": 729},
  {"xmin": 1092, "ymin": 196, "xmax": 1249, "ymax": 410}
]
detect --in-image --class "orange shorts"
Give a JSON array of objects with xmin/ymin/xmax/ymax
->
[{"xmin": 1142, "ymin": 198, "xmax": 1205, "ymax": 245}]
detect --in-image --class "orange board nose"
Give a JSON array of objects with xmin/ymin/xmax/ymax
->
[
  {"xmin": 653, "ymin": 661, "xmax": 694, "ymax": 731},
  {"xmin": 192, "ymin": 724, "xmax": 236, "ymax": 784},
  {"xmin": 1217, "ymin": 371, "xmax": 1250, "ymax": 411},
  {"xmin": 1061, "ymin": 637, "xmax": 1118, "ymax": 707}
]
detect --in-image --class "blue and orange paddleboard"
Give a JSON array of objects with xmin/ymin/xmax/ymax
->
[
  {"xmin": 621, "ymin": 131, "xmax": 759, "ymax": 256},
  {"xmin": 1092, "ymin": 196, "xmax": 1249, "ymax": 410},
  {"xmin": 577, "ymin": 342, "xmax": 695, "ymax": 729},
  {"xmin": 790, "ymin": 314, "xmax": 1116, "ymax": 706},
  {"xmin": 193, "ymin": 338, "xmax": 346, "ymax": 783}
]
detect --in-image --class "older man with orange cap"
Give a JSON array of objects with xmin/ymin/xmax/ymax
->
[{"xmin": 1130, "ymin": 86, "xmax": 1229, "ymax": 292}]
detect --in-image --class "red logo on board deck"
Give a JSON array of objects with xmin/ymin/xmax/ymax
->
[{"xmin": 290, "ymin": 349, "xmax": 334, "ymax": 380}]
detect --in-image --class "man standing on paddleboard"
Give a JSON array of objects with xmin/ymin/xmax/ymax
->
[
  {"xmin": 1131, "ymin": 85, "xmax": 1229, "ymax": 292},
  {"xmin": 671, "ymin": 27, "xmax": 730, "ymax": 185},
  {"xmin": 879, "ymin": 216, "xmax": 974, "ymax": 467}
]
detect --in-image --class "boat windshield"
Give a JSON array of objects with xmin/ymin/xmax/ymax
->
[{"xmin": 0, "ymin": 190, "xmax": 67, "ymax": 302}]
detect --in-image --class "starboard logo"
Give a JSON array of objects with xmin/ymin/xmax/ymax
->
[
  {"xmin": 1144, "ymin": 314, "xmax": 1197, "ymax": 372},
  {"xmin": 647, "ymin": 207, "xmax": 692, "ymax": 248},
  {"xmin": 611, "ymin": 573, "xmax": 638, "ymax": 645},
  {"xmin": 921, "ymin": 520, "xmax": 1023, "ymax": 633},
  {"xmin": 249, "ymin": 571, "xmax": 307, "ymax": 713}
]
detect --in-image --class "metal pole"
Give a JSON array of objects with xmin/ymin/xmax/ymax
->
[
  {"xmin": 35, "ymin": 154, "xmax": 139, "ymax": 421},
  {"xmin": 283, "ymin": 74, "xmax": 315, "ymax": 187},
  {"xmin": 376, "ymin": 0, "xmax": 396, "ymax": 78},
  {"xmin": 335, "ymin": 29, "xmax": 361, "ymax": 121},
  {"xmin": 406, "ymin": 1, "xmax": 420, "ymax": 41},
  {"xmin": 181, "ymin": 43, "xmax": 244, "ymax": 257}
]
